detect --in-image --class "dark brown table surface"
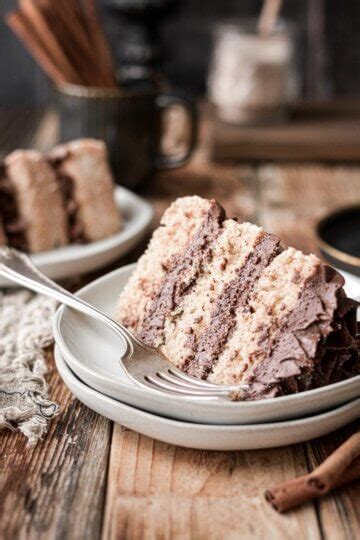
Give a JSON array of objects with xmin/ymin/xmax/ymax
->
[{"xmin": 0, "ymin": 108, "xmax": 359, "ymax": 540}]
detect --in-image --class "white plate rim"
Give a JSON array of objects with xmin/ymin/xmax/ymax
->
[{"xmin": 55, "ymin": 344, "xmax": 360, "ymax": 432}]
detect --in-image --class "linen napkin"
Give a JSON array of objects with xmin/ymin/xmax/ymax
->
[{"xmin": 0, "ymin": 290, "xmax": 59, "ymax": 445}]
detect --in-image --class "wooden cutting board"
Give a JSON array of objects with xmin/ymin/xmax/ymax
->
[{"xmin": 212, "ymin": 101, "xmax": 360, "ymax": 162}]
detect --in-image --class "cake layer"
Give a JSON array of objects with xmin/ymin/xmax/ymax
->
[
  {"xmin": 117, "ymin": 196, "xmax": 219, "ymax": 334},
  {"xmin": 48, "ymin": 139, "xmax": 122, "ymax": 242},
  {"xmin": 139, "ymin": 199, "xmax": 225, "ymax": 348},
  {"xmin": 185, "ymin": 231, "xmax": 282, "ymax": 378},
  {"xmin": 208, "ymin": 249, "xmax": 323, "ymax": 388},
  {"xmin": 117, "ymin": 196, "xmax": 359, "ymax": 400},
  {"xmin": 162, "ymin": 223, "xmax": 281, "ymax": 372},
  {"xmin": 4, "ymin": 151, "xmax": 68, "ymax": 253}
]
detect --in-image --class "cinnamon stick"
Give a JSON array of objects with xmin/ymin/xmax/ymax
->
[
  {"xmin": 37, "ymin": 0, "xmax": 104, "ymax": 87},
  {"xmin": 19, "ymin": 0, "xmax": 82, "ymax": 84},
  {"xmin": 7, "ymin": 0, "xmax": 117, "ymax": 88},
  {"xmin": 6, "ymin": 10, "xmax": 67, "ymax": 85},
  {"xmin": 81, "ymin": 0, "xmax": 117, "ymax": 85},
  {"xmin": 54, "ymin": 0, "xmax": 115, "ymax": 87},
  {"xmin": 265, "ymin": 432, "xmax": 360, "ymax": 512},
  {"xmin": 59, "ymin": 0, "xmax": 90, "ymax": 37}
]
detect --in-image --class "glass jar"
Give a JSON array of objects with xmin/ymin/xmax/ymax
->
[{"xmin": 208, "ymin": 20, "xmax": 299, "ymax": 125}]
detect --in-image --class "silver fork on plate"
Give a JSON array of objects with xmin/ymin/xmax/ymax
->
[{"xmin": 0, "ymin": 247, "xmax": 249, "ymax": 399}]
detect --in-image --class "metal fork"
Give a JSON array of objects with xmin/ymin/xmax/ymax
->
[{"xmin": 0, "ymin": 247, "xmax": 249, "ymax": 399}]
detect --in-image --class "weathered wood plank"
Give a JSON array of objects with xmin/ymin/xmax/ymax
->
[
  {"xmin": 102, "ymin": 427, "xmax": 320, "ymax": 540},
  {"xmin": 257, "ymin": 163, "xmax": 360, "ymax": 253},
  {"xmin": 212, "ymin": 105, "xmax": 360, "ymax": 163},
  {"xmin": 0, "ymin": 351, "xmax": 112, "ymax": 540},
  {"xmin": 151, "ymin": 165, "xmax": 256, "ymax": 224}
]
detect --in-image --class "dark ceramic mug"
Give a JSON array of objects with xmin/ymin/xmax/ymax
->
[{"xmin": 55, "ymin": 84, "xmax": 198, "ymax": 189}]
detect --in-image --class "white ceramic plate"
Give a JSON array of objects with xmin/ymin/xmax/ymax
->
[
  {"xmin": 55, "ymin": 346, "xmax": 360, "ymax": 450},
  {"xmin": 53, "ymin": 264, "xmax": 360, "ymax": 425},
  {"xmin": 0, "ymin": 187, "xmax": 153, "ymax": 287}
]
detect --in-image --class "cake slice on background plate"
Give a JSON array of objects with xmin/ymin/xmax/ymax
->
[
  {"xmin": 48, "ymin": 139, "xmax": 122, "ymax": 243},
  {"xmin": 117, "ymin": 196, "xmax": 359, "ymax": 400},
  {"xmin": 2, "ymin": 150, "xmax": 68, "ymax": 253},
  {"xmin": 0, "ymin": 139, "xmax": 122, "ymax": 253}
]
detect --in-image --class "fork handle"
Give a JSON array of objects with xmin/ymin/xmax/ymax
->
[{"xmin": 0, "ymin": 247, "xmax": 133, "ymax": 354}]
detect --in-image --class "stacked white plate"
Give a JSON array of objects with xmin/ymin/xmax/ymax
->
[{"xmin": 54, "ymin": 264, "xmax": 360, "ymax": 451}]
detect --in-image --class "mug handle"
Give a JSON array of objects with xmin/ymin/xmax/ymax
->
[{"xmin": 154, "ymin": 94, "xmax": 198, "ymax": 169}]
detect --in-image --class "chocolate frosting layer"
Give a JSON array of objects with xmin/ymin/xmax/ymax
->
[
  {"xmin": 185, "ymin": 233, "xmax": 283, "ymax": 379},
  {"xmin": 0, "ymin": 163, "xmax": 28, "ymax": 251},
  {"xmin": 245, "ymin": 265, "xmax": 359, "ymax": 399},
  {"xmin": 48, "ymin": 154, "xmax": 86, "ymax": 244},
  {"xmin": 56, "ymin": 172, "xmax": 85, "ymax": 244},
  {"xmin": 139, "ymin": 200, "xmax": 226, "ymax": 347}
]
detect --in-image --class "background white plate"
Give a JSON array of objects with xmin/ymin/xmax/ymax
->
[
  {"xmin": 53, "ymin": 263, "xmax": 360, "ymax": 425},
  {"xmin": 0, "ymin": 187, "xmax": 153, "ymax": 287},
  {"xmin": 55, "ymin": 347, "xmax": 360, "ymax": 450}
]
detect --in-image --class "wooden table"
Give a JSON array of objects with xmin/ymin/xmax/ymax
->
[{"xmin": 0, "ymin": 109, "xmax": 359, "ymax": 540}]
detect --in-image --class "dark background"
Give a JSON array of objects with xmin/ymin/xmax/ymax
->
[{"xmin": 0, "ymin": 0, "xmax": 359, "ymax": 105}]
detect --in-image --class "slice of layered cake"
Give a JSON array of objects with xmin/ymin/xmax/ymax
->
[
  {"xmin": 117, "ymin": 196, "xmax": 359, "ymax": 399},
  {"xmin": 2, "ymin": 150, "xmax": 68, "ymax": 252},
  {"xmin": 0, "ymin": 139, "xmax": 122, "ymax": 253},
  {"xmin": 48, "ymin": 139, "xmax": 122, "ymax": 243}
]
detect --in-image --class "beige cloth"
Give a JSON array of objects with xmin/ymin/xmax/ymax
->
[{"xmin": 0, "ymin": 290, "xmax": 59, "ymax": 445}]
